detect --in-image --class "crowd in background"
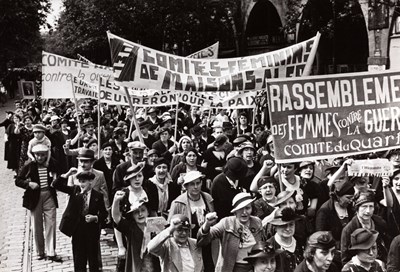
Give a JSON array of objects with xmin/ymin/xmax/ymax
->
[{"xmin": 2, "ymin": 97, "xmax": 400, "ymax": 272}]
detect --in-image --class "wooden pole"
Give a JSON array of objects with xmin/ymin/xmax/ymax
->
[
  {"xmin": 97, "ymin": 81, "xmax": 101, "ymax": 159},
  {"xmin": 173, "ymin": 103, "xmax": 179, "ymax": 142}
]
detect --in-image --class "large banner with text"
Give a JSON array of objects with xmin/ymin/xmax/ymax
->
[
  {"xmin": 107, "ymin": 32, "xmax": 320, "ymax": 91},
  {"xmin": 266, "ymin": 70, "xmax": 400, "ymax": 163}
]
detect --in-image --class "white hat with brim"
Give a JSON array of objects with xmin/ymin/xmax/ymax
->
[
  {"xmin": 32, "ymin": 144, "xmax": 49, "ymax": 153},
  {"xmin": 182, "ymin": 171, "xmax": 205, "ymax": 186},
  {"xmin": 231, "ymin": 192, "xmax": 256, "ymax": 213}
]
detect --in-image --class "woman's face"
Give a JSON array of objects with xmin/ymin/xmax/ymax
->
[
  {"xmin": 337, "ymin": 194, "xmax": 353, "ymax": 208},
  {"xmin": 278, "ymin": 197, "xmax": 296, "ymax": 210},
  {"xmin": 181, "ymin": 139, "xmax": 192, "ymax": 151},
  {"xmin": 160, "ymin": 131, "xmax": 169, "ymax": 142},
  {"xmin": 313, "ymin": 247, "xmax": 335, "ymax": 271},
  {"xmin": 185, "ymin": 151, "xmax": 197, "ymax": 167},
  {"xmin": 234, "ymin": 204, "xmax": 252, "ymax": 225},
  {"xmin": 259, "ymin": 183, "xmax": 276, "ymax": 202},
  {"xmin": 13, "ymin": 116, "xmax": 20, "ymax": 123},
  {"xmin": 280, "ymin": 164, "xmax": 296, "ymax": 179},
  {"xmin": 129, "ymin": 172, "xmax": 144, "ymax": 189},
  {"xmin": 155, "ymin": 164, "xmax": 168, "ymax": 180},
  {"xmin": 253, "ymin": 257, "xmax": 276, "ymax": 272},
  {"xmin": 357, "ymin": 243, "xmax": 377, "ymax": 264},
  {"xmin": 357, "ymin": 202, "xmax": 374, "ymax": 221},
  {"xmin": 275, "ymin": 222, "xmax": 295, "ymax": 239},
  {"xmin": 185, "ymin": 178, "xmax": 202, "ymax": 198},
  {"xmin": 88, "ymin": 143, "xmax": 98, "ymax": 152},
  {"xmin": 147, "ymin": 154, "xmax": 159, "ymax": 166},
  {"xmin": 242, "ymin": 148, "xmax": 254, "ymax": 162},
  {"xmin": 132, "ymin": 205, "xmax": 149, "ymax": 225},
  {"xmin": 392, "ymin": 173, "xmax": 400, "ymax": 192},
  {"xmin": 24, "ymin": 118, "xmax": 32, "ymax": 126},
  {"xmin": 299, "ymin": 165, "xmax": 314, "ymax": 180},
  {"xmin": 102, "ymin": 146, "xmax": 113, "ymax": 158},
  {"xmin": 239, "ymin": 115, "xmax": 247, "ymax": 125}
]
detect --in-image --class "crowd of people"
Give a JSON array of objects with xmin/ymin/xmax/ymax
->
[{"xmin": 2, "ymin": 97, "xmax": 400, "ymax": 272}]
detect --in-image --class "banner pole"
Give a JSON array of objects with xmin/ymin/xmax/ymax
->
[
  {"xmin": 128, "ymin": 108, "xmax": 135, "ymax": 141},
  {"xmin": 251, "ymin": 107, "xmax": 256, "ymax": 134},
  {"xmin": 70, "ymin": 79, "xmax": 81, "ymax": 147},
  {"xmin": 236, "ymin": 110, "xmax": 240, "ymax": 135},
  {"xmin": 123, "ymin": 89, "xmax": 144, "ymax": 143},
  {"xmin": 174, "ymin": 103, "xmax": 179, "ymax": 142},
  {"xmin": 97, "ymin": 81, "xmax": 101, "ymax": 159}
]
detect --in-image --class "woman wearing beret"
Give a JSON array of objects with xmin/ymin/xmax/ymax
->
[
  {"xmin": 244, "ymin": 241, "xmax": 282, "ymax": 272},
  {"xmin": 267, "ymin": 207, "xmax": 304, "ymax": 272},
  {"xmin": 198, "ymin": 192, "xmax": 265, "ymax": 272},
  {"xmin": 342, "ymin": 229, "xmax": 385, "ymax": 272},
  {"xmin": 294, "ymin": 231, "xmax": 339, "ymax": 272}
]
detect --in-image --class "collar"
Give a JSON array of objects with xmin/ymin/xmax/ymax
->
[
  {"xmin": 351, "ymin": 255, "xmax": 372, "ymax": 271},
  {"xmin": 226, "ymin": 176, "xmax": 238, "ymax": 189}
]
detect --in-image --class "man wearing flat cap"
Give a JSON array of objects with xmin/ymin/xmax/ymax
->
[
  {"xmin": 15, "ymin": 144, "xmax": 61, "ymax": 262},
  {"xmin": 53, "ymin": 168, "xmax": 108, "ymax": 271}
]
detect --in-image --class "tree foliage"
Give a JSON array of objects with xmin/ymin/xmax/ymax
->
[
  {"xmin": 0, "ymin": 0, "xmax": 50, "ymax": 72},
  {"xmin": 44, "ymin": 0, "xmax": 238, "ymax": 64}
]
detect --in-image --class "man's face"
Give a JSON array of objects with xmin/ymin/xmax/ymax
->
[
  {"xmin": 78, "ymin": 159, "xmax": 93, "ymax": 171},
  {"xmin": 213, "ymin": 128, "xmax": 223, "ymax": 137},
  {"xmin": 34, "ymin": 152, "xmax": 47, "ymax": 165},
  {"xmin": 129, "ymin": 148, "xmax": 144, "ymax": 163},
  {"xmin": 86, "ymin": 125, "xmax": 94, "ymax": 134},
  {"xmin": 78, "ymin": 179, "xmax": 92, "ymax": 192}
]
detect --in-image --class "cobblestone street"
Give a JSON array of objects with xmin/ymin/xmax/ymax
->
[{"xmin": 0, "ymin": 100, "xmax": 118, "ymax": 272}]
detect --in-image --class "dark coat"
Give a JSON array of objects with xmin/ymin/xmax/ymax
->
[
  {"xmin": 93, "ymin": 156, "xmax": 118, "ymax": 200},
  {"xmin": 144, "ymin": 178, "xmax": 181, "ymax": 216},
  {"xmin": 151, "ymin": 139, "xmax": 174, "ymax": 160},
  {"xmin": 387, "ymin": 234, "xmax": 400, "ymax": 272},
  {"xmin": 294, "ymin": 259, "xmax": 339, "ymax": 272},
  {"xmin": 15, "ymin": 161, "xmax": 58, "ymax": 211},
  {"xmin": 52, "ymin": 176, "xmax": 108, "ymax": 237},
  {"xmin": 315, "ymin": 198, "xmax": 353, "ymax": 243}
]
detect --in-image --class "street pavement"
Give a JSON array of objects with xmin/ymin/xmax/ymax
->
[{"xmin": 0, "ymin": 99, "xmax": 118, "ymax": 271}]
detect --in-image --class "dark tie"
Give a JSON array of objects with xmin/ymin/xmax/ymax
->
[{"xmin": 81, "ymin": 192, "xmax": 89, "ymax": 216}]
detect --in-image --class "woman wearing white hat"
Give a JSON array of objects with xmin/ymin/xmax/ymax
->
[
  {"xmin": 197, "ymin": 192, "xmax": 264, "ymax": 272},
  {"xmin": 168, "ymin": 170, "xmax": 215, "ymax": 271}
]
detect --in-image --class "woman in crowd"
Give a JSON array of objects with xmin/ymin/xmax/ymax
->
[
  {"xmin": 253, "ymin": 176, "xmax": 278, "ymax": 220},
  {"xmin": 93, "ymin": 142, "xmax": 119, "ymax": 207},
  {"xmin": 202, "ymin": 134, "xmax": 229, "ymax": 181},
  {"xmin": 6, "ymin": 113, "xmax": 22, "ymax": 174},
  {"xmin": 197, "ymin": 192, "xmax": 265, "ymax": 272},
  {"xmin": 342, "ymin": 229, "xmax": 385, "ymax": 272},
  {"xmin": 168, "ymin": 171, "xmax": 215, "ymax": 272},
  {"xmin": 112, "ymin": 192, "xmax": 160, "ymax": 272},
  {"xmin": 296, "ymin": 161, "xmax": 320, "ymax": 217},
  {"xmin": 145, "ymin": 157, "xmax": 180, "ymax": 218},
  {"xmin": 151, "ymin": 128, "xmax": 176, "ymax": 161},
  {"xmin": 316, "ymin": 181, "xmax": 354, "ymax": 246},
  {"xmin": 294, "ymin": 231, "xmax": 338, "ymax": 272},
  {"xmin": 243, "ymin": 241, "xmax": 282, "ymax": 272},
  {"xmin": 15, "ymin": 114, "xmax": 34, "ymax": 173},
  {"xmin": 169, "ymin": 135, "xmax": 193, "ymax": 172},
  {"xmin": 237, "ymin": 141, "xmax": 261, "ymax": 191},
  {"xmin": 341, "ymin": 189, "xmax": 391, "ymax": 264},
  {"xmin": 148, "ymin": 214, "xmax": 203, "ymax": 272},
  {"xmin": 267, "ymin": 207, "xmax": 305, "ymax": 272},
  {"xmin": 171, "ymin": 147, "xmax": 207, "ymax": 188}
]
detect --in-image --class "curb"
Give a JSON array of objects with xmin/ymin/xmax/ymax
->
[{"xmin": 22, "ymin": 210, "xmax": 32, "ymax": 272}]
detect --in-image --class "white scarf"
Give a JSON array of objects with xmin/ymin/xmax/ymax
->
[{"xmin": 149, "ymin": 174, "xmax": 173, "ymax": 213}]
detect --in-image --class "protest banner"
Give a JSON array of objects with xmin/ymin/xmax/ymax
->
[
  {"xmin": 107, "ymin": 32, "xmax": 320, "ymax": 91},
  {"xmin": 186, "ymin": 42, "xmax": 219, "ymax": 59},
  {"xmin": 177, "ymin": 90, "xmax": 257, "ymax": 109},
  {"xmin": 266, "ymin": 69, "xmax": 400, "ymax": 163},
  {"xmin": 42, "ymin": 41, "xmax": 221, "ymax": 99},
  {"xmin": 72, "ymin": 76, "xmax": 179, "ymax": 107},
  {"xmin": 348, "ymin": 159, "xmax": 393, "ymax": 177}
]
